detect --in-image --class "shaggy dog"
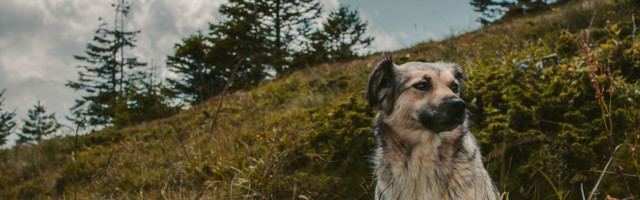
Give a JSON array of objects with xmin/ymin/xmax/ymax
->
[{"xmin": 365, "ymin": 54, "xmax": 498, "ymax": 200}]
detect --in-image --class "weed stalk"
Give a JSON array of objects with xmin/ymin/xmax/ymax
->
[
  {"xmin": 208, "ymin": 58, "xmax": 244, "ymax": 141},
  {"xmin": 580, "ymin": 35, "xmax": 634, "ymax": 199}
]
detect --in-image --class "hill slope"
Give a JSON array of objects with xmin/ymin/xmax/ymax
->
[{"xmin": 2, "ymin": 0, "xmax": 640, "ymax": 199}]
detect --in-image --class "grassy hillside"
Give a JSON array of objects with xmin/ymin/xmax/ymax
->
[{"xmin": 2, "ymin": 0, "xmax": 640, "ymax": 199}]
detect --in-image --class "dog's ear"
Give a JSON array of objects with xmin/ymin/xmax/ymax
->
[
  {"xmin": 445, "ymin": 63, "xmax": 465, "ymax": 96},
  {"xmin": 366, "ymin": 53, "xmax": 395, "ymax": 112}
]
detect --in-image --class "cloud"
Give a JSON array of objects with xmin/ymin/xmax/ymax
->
[
  {"xmin": 0, "ymin": 0, "xmax": 226, "ymax": 147},
  {"xmin": 0, "ymin": 0, "xmax": 481, "ymax": 148},
  {"xmin": 321, "ymin": 0, "xmax": 340, "ymax": 11}
]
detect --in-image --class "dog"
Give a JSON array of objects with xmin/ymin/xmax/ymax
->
[{"xmin": 365, "ymin": 54, "xmax": 498, "ymax": 200}]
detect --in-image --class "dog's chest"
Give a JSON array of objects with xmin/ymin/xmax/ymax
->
[
  {"xmin": 381, "ymin": 132, "xmax": 477, "ymax": 199},
  {"xmin": 398, "ymin": 141, "xmax": 453, "ymax": 199}
]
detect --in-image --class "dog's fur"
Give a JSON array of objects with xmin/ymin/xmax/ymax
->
[{"xmin": 365, "ymin": 54, "xmax": 498, "ymax": 200}]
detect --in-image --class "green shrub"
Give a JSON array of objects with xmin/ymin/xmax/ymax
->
[{"xmin": 289, "ymin": 94, "xmax": 375, "ymax": 199}]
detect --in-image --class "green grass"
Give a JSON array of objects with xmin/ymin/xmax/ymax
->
[{"xmin": 1, "ymin": 0, "xmax": 640, "ymax": 199}]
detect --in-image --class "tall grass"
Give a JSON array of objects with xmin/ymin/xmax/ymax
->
[{"xmin": 1, "ymin": 0, "xmax": 640, "ymax": 199}]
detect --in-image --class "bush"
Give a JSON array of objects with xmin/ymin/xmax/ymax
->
[{"xmin": 289, "ymin": 94, "xmax": 375, "ymax": 199}]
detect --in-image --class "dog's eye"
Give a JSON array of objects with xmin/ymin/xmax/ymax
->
[
  {"xmin": 451, "ymin": 84, "xmax": 459, "ymax": 93},
  {"xmin": 412, "ymin": 82, "xmax": 431, "ymax": 91}
]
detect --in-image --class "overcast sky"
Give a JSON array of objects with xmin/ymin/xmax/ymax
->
[{"xmin": 0, "ymin": 0, "xmax": 480, "ymax": 145}]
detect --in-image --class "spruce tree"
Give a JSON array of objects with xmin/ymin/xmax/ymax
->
[
  {"xmin": 115, "ymin": 64, "xmax": 180, "ymax": 126},
  {"xmin": 258, "ymin": 0, "xmax": 322, "ymax": 73},
  {"xmin": 316, "ymin": 5, "xmax": 373, "ymax": 62},
  {"xmin": 0, "ymin": 89, "xmax": 16, "ymax": 146},
  {"xmin": 469, "ymin": 0, "xmax": 562, "ymax": 25},
  {"xmin": 167, "ymin": 33, "xmax": 226, "ymax": 104},
  {"xmin": 209, "ymin": 0, "xmax": 271, "ymax": 88},
  {"xmin": 19, "ymin": 101, "xmax": 60, "ymax": 145},
  {"xmin": 167, "ymin": 0, "xmax": 271, "ymax": 104},
  {"xmin": 166, "ymin": 0, "xmax": 327, "ymax": 104},
  {"xmin": 66, "ymin": 0, "xmax": 146, "ymax": 127}
]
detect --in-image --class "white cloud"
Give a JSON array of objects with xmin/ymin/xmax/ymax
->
[
  {"xmin": 0, "ymin": 0, "xmax": 227, "ymax": 147},
  {"xmin": 371, "ymin": 32, "xmax": 401, "ymax": 52},
  {"xmin": 0, "ymin": 0, "xmax": 481, "ymax": 147},
  {"xmin": 321, "ymin": 0, "xmax": 340, "ymax": 11}
]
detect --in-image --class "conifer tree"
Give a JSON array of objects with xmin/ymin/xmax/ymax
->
[
  {"xmin": 19, "ymin": 101, "xmax": 60, "ymax": 145},
  {"xmin": 315, "ymin": 5, "xmax": 373, "ymax": 62},
  {"xmin": 115, "ymin": 64, "xmax": 180, "ymax": 126},
  {"xmin": 258, "ymin": 0, "xmax": 322, "ymax": 73},
  {"xmin": 167, "ymin": 0, "xmax": 271, "ymax": 104},
  {"xmin": 167, "ymin": 0, "xmax": 327, "ymax": 104},
  {"xmin": 469, "ymin": 0, "xmax": 562, "ymax": 25},
  {"xmin": 0, "ymin": 89, "xmax": 16, "ymax": 146},
  {"xmin": 209, "ymin": 0, "xmax": 271, "ymax": 88},
  {"xmin": 291, "ymin": 20, "xmax": 328, "ymax": 68},
  {"xmin": 66, "ymin": 0, "xmax": 146, "ymax": 127},
  {"xmin": 167, "ymin": 33, "xmax": 226, "ymax": 104}
]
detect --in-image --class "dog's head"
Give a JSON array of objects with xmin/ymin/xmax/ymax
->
[{"xmin": 365, "ymin": 54, "xmax": 466, "ymax": 133}]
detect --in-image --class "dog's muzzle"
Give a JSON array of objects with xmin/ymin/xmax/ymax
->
[{"xmin": 418, "ymin": 97, "xmax": 467, "ymax": 133}]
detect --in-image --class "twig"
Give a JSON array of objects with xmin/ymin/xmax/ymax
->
[
  {"xmin": 104, "ymin": 142, "xmax": 117, "ymax": 174},
  {"xmin": 588, "ymin": 170, "xmax": 638, "ymax": 177},
  {"xmin": 208, "ymin": 58, "xmax": 245, "ymax": 140},
  {"xmin": 587, "ymin": 11, "xmax": 597, "ymax": 43},
  {"xmin": 587, "ymin": 144, "xmax": 622, "ymax": 200},
  {"xmin": 633, "ymin": 13, "xmax": 636, "ymax": 43},
  {"xmin": 72, "ymin": 120, "xmax": 84, "ymax": 200},
  {"xmin": 581, "ymin": 183, "xmax": 586, "ymax": 200}
]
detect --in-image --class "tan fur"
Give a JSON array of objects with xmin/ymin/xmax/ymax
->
[{"xmin": 365, "ymin": 54, "xmax": 498, "ymax": 200}]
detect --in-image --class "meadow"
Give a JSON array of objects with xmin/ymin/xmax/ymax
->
[{"xmin": 1, "ymin": 0, "xmax": 639, "ymax": 199}]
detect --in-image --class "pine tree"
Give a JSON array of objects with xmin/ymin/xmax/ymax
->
[
  {"xmin": 66, "ymin": 0, "xmax": 146, "ymax": 127},
  {"xmin": 258, "ymin": 0, "xmax": 322, "ymax": 73},
  {"xmin": 469, "ymin": 0, "xmax": 561, "ymax": 25},
  {"xmin": 115, "ymin": 63, "xmax": 180, "ymax": 126},
  {"xmin": 19, "ymin": 101, "xmax": 60, "ymax": 145},
  {"xmin": 316, "ymin": 5, "xmax": 373, "ymax": 62},
  {"xmin": 167, "ymin": 0, "xmax": 272, "ymax": 105},
  {"xmin": 209, "ymin": 0, "xmax": 271, "ymax": 88},
  {"xmin": 166, "ymin": 33, "xmax": 226, "ymax": 104},
  {"xmin": 291, "ymin": 20, "xmax": 328, "ymax": 68},
  {"xmin": 0, "ymin": 89, "xmax": 16, "ymax": 146},
  {"xmin": 166, "ymin": 0, "xmax": 327, "ymax": 104}
]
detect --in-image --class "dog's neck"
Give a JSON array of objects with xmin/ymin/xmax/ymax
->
[
  {"xmin": 374, "ymin": 115, "xmax": 475, "ymax": 198},
  {"xmin": 377, "ymin": 111, "xmax": 467, "ymax": 152},
  {"xmin": 376, "ymin": 117, "xmax": 465, "ymax": 166}
]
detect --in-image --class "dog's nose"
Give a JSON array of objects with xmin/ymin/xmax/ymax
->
[{"xmin": 447, "ymin": 98, "xmax": 466, "ymax": 113}]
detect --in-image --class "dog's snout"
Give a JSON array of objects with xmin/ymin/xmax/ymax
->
[{"xmin": 447, "ymin": 98, "xmax": 466, "ymax": 113}]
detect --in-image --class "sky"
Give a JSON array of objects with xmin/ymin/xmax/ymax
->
[{"xmin": 0, "ymin": 0, "xmax": 481, "ymax": 144}]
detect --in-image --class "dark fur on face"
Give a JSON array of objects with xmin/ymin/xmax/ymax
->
[
  {"xmin": 417, "ymin": 96, "xmax": 466, "ymax": 133},
  {"xmin": 365, "ymin": 53, "xmax": 467, "ymax": 133},
  {"xmin": 365, "ymin": 54, "xmax": 497, "ymax": 200}
]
